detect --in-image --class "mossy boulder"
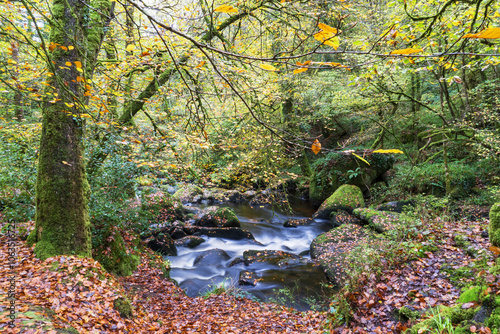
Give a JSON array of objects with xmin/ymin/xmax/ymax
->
[
  {"xmin": 113, "ymin": 297, "xmax": 134, "ymax": 319},
  {"xmin": 146, "ymin": 231, "xmax": 177, "ymax": 256},
  {"xmin": 310, "ymin": 224, "xmax": 375, "ymax": 286},
  {"xmin": 174, "ymin": 235, "xmax": 205, "ymax": 248},
  {"xmin": 196, "ymin": 207, "xmax": 240, "ymax": 228},
  {"xmin": 353, "ymin": 207, "xmax": 407, "ymax": 233},
  {"xmin": 142, "ymin": 192, "xmax": 185, "ymax": 224},
  {"xmin": 309, "ymin": 152, "xmax": 393, "ymax": 205},
  {"xmin": 173, "ymin": 184, "xmax": 203, "ymax": 203},
  {"xmin": 313, "ymin": 184, "xmax": 364, "ymax": 219},
  {"xmin": 92, "ymin": 226, "xmax": 140, "ymax": 277},
  {"xmin": 489, "ymin": 203, "xmax": 500, "ymax": 247}
]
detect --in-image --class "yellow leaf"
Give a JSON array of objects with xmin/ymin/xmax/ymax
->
[
  {"xmin": 372, "ymin": 149, "xmax": 404, "ymax": 154},
  {"xmin": 68, "ymin": 46, "xmax": 74, "ymax": 50},
  {"xmin": 314, "ymin": 31, "xmax": 339, "ymax": 49},
  {"xmin": 260, "ymin": 64, "xmax": 277, "ymax": 71},
  {"xmin": 126, "ymin": 44, "xmax": 136, "ymax": 52},
  {"xmin": 352, "ymin": 153, "xmax": 370, "ymax": 165},
  {"xmin": 463, "ymin": 27, "xmax": 500, "ymax": 39},
  {"xmin": 214, "ymin": 5, "xmax": 238, "ymax": 13},
  {"xmin": 390, "ymin": 48, "xmax": 423, "ymax": 55},
  {"xmin": 296, "ymin": 60, "xmax": 311, "ymax": 66},
  {"xmin": 293, "ymin": 68, "xmax": 308, "ymax": 74},
  {"xmin": 318, "ymin": 23, "xmax": 338, "ymax": 34},
  {"xmin": 65, "ymin": 62, "xmax": 72, "ymax": 66},
  {"xmin": 62, "ymin": 161, "xmax": 72, "ymax": 166},
  {"xmin": 311, "ymin": 139, "xmax": 321, "ymax": 154},
  {"xmin": 76, "ymin": 67, "xmax": 83, "ymax": 73},
  {"xmin": 74, "ymin": 61, "xmax": 82, "ymax": 68}
]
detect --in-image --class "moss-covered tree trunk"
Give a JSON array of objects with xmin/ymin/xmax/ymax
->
[{"xmin": 27, "ymin": 0, "xmax": 113, "ymax": 260}]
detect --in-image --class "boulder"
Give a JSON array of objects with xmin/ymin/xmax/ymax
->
[
  {"xmin": 489, "ymin": 203, "xmax": 500, "ymax": 247},
  {"xmin": 353, "ymin": 207, "xmax": 413, "ymax": 233},
  {"xmin": 146, "ymin": 232, "xmax": 177, "ymax": 256},
  {"xmin": 170, "ymin": 227, "xmax": 187, "ymax": 239},
  {"xmin": 193, "ymin": 249, "xmax": 230, "ymax": 266},
  {"xmin": 329, "ymin": 210, "xmax": 360, "ymax": 228},
  {"xmin": 238, "ymin": 270, "xmax": 259, "ymax": 286},
  {"xmin": 310, "ymin": 224, "xmax": 375, "ymax": 286},
  {"xmin": 283, "ymin": 218, "xmax": 314, "ymax": 228},
  {"xmin": 313, "ymin": 184, "xmax": 364, "ymax": 219},
  {"xmin": 174, "ymin": 236, "xmax": 205, "ymax": 248},
  {"xmin": 242, "ymin": 250, "xmax": 303, "ymax": 267},
  {"xmin": 183, "ymin": 226, "xmax": 255, "ymax": 240},
  {"xmin": 173, "ymin": 184, "xmax": 203, "ymax": 203},
  {"xmin": 309, "ymin": 152, "xmax": 394, "ymax": 205},
  {"xmin": 375, "ymin": 200, "xmax": 415, "ymax": 213},
  {"xmin": 196, "ymin": 207, "xmax": 240, "ymax": 228}
]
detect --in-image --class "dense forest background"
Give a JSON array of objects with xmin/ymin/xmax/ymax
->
[{"xmin": 1, "ymin": 0, "xmax": 500, "ymax": 332}]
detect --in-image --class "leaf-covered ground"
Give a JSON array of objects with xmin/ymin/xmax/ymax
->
[
  {"xmin": 333, "ymin": 217, "xmax": 498, "ymax": 333},
  {"xmin": 1, "ymin": 214, "xmax": 497, "ymax": 333},
  {"xmin": 0, "ymin": 218, "xmax": 326, "ymax": 334}
]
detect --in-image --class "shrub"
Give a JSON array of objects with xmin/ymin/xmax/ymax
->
[{"xmin": 394, "ymin": 162, "xmax": 476, "ymax": 198}]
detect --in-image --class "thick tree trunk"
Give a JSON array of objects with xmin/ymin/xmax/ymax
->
[{"xmin": 27, "ymin": 0, "xmax": 112, "ymax": 259}]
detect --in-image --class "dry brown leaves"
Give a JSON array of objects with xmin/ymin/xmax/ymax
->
[{"xmin": 0, "ymin": 217, "xmax": 326, "ymax": 333}]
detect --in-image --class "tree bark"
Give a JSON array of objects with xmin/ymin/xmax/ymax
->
[{"xmin": 27, "ymin": 0, "xmax": 113, "ymax": 259}]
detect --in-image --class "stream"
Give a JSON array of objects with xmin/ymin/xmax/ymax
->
[{"xmin": 167, "ymin": 199, "xmax": 333, "ymax": 311}]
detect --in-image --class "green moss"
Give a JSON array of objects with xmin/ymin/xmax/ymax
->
[
  {"xmin": 93, "ymin": 226, "xmax": 140, "ymax": 276},
  {"xmin": 313, "ymin": 184, "xmax": 364, "ymax": 219},
  {"xmin": 489, "ymin": 203, "xmax": 500, "ymax": 247},
  {"xmin": 113, "ymin": 297, "xmax": 133, "ymax": 318},
  {"xmin": 398, "ymin": 306, "xmax": 421, "ymax": 320},
  {"xmin": 407, "ymin": 305, "xmax": 479, "ymax": 334},
  {"xmin": 215, "ymin": 207, "xmax": 239, "ymax": 227},
  {"xmin": 458, "ymin": 286, "xmax": 488, "ymax": 304}
]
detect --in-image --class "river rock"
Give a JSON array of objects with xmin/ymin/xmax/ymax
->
[
  {"xmin": 283, "ymin": 218, "xmax": 314, "ymax": 228},
  {"xmin": 239, "ymin": 270, "xmax": 259, "ymax": 286},
  {"xmin": 375, "ymin": 200, "xmax": 415, "ymax": 213},
  {"xmin": 242, "ymin": 250, "xmax": 303, "ymax": 267},
  {"xmin": 193, "ymin": 249, "xmax": 230, "ymax": 266},
  {"xmin": 174, "ymin": 236, "xmax": 205, "ymax": 248},
  {"xmin": 146, "ymin": 232, "xmax": 177, "ymax": 256},
  {"xmin": 183, "ymin": 226, "xmax": 255, "ymax": 240},
  {"xmin": 228, "ymin": 257, "xmax": 244, "ymax": 267},
  {"xmin": 329, "ymin": 210, "xmax": 360, "ymax": 228},
  {"xmin": 313, "ymin": 184, "xmax": 364, "ymax": 219},
  {"xmin": 196, "ymin": 206, "xmax": 240, "ymax": 228},
  {"xmin": 170, "ymin": 227, "xmax": 187, "ymax": 239},
  {"xmin": 173, "ymin": 184, "xmax": 203, "ymax": 203},
  {"xmin": 310, "ymin": 224, "xmax": 375, "ymax": 286}
]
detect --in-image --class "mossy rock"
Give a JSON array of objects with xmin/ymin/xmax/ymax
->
[
  {"xmin": 196, "ymin": 207, "xmax": 240, "ymax": 228},
  {"xmin": 93, "ymin": 226, "xmax": 140, "ymax": 276},
  {"xmin": 313, "ymin": 184, "xmax": 364, "ymax": 219},
  {"xmin": 173, "ymin": 184, "xmax": 203, "ymax": 203},
  {"xmin": 310, "ymin": 224, "xmax": 375, "ymax": 286},
  {"xmin": 113, "ymin": 297, "xmax": 133, "ymax": 318},
  {"xmin": 458, "ymin": 286, "xmax": 488, "ymax": 304},
  {"xmin": 489, "ymin": 203, "xmax": 500, "ymax": 247},
  {"xmin": 242, "ymin": 249, "xmax": 303, "ymax": 267},
  {"xmin": 353, "ymin": 207, "xmax": 413, "ymax": 233},
  {"xmin": 309, "ymin": 152, "xmax": 394, "ymax": 205}
]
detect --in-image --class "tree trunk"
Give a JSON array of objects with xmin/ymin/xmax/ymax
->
[{"xmin": 27, "ymin": 0, "xmax": 113, "ymax": 259}]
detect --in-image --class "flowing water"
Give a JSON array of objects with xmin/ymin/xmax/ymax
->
[{"xmin": 167, "ymin": 199, "xmax": 333, "ymax": 311}]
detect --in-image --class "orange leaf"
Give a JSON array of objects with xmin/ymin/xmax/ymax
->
[
  {"xmin": 489, "ymin": 246, "xmax": 500, "ymax": 255},
  {"xmin": 311, "ymin": 139, "xmax": 321, "ymax": 154}
]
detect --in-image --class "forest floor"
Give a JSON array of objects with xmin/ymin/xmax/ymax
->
[{"xmin": 0, "ymin": 211, "xmax": 497, "ymax": 334}]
